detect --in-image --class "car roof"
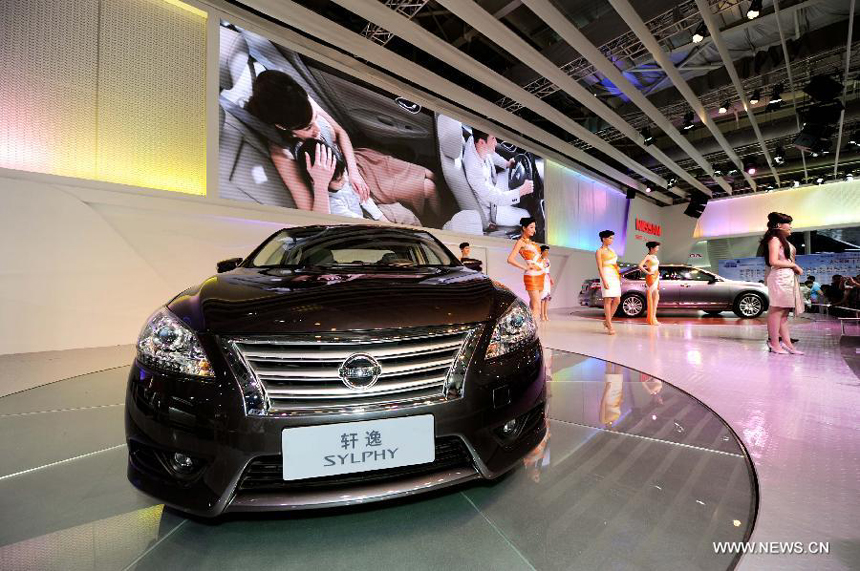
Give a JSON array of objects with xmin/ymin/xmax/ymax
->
[{"xmin": 277, "ymin": 224, "xmax": 433, "ymax": 237}]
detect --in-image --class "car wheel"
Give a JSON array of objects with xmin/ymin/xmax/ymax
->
[
  {"xmin": 617, "ymin": 294, "xmax": 646, "ymax": 318},
  {"xmin": 704, "ymin": 310, "xmax": 724, "ymax": 316},
  {"xmin": 733, "ymin": 293, "xmax": 765, "ymax": 318}
]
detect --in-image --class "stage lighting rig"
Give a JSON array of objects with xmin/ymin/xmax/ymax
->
[{"xmin": 692, "ymin": 22, "xmax": 707, "ymax": 44}]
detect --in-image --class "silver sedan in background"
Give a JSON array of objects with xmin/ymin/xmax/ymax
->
[{"xmin": 579, "ymin": 265, "xmax": 770, "ymax": 318}]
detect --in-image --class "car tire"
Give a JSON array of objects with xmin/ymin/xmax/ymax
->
[
  {"xmin": 617, "ymin": 293, "xmax": 646, "ymax": 318},
  {"xmin": 733, "ymin": 292, "xmax": 765, "ymax": 318},
  {"xmin": 704, "ymin": 310, "xmax": 724, "ymax": 316}
]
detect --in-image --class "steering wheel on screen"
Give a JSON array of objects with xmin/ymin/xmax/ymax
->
[{"xmin": 507, "ymin": 154, "xmax": 533, "ymax": 190}]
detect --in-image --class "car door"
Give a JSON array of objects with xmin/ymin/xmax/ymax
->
[
  {"xmin": 657, "ymin": 267, "xmax": 684, "ymax": 306},
  {"xmin": 673, "ymin": 268, "xmax": 728, "ymax": 308}
]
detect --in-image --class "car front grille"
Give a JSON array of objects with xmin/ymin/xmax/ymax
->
[
  {"xmin": 237, "ymin": 436, "xmax": 473, "ymax": 493},
  {"xmin": 226, "ymin": 326, "xmax": 479, "ymax": 413}
]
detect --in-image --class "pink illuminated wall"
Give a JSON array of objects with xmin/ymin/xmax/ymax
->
[
  {"xmin": 545, "ymin": 161, "xmax": 630, "ymax": 254},
  {"xmin": 695, "ymin": 183, "xmax": 860, "ymax": 238}
]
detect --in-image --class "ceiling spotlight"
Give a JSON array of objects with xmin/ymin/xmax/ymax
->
[
  {"xmin": 747, "ymin": 0, "xmax": 762, "ymax": 20},
  {"xmin": 667, "ymin": 176, "xmax": 678, "ymax": 187},
  {"xmin": 727, "ymin": 167, "xmax": 739, "ymax": 175},
  {"xmin": 792, "ymin": 180, "xmax": 801, "ymax": 188},
  {"xmin": 850, "ymin": 132, "xmax": 860, "ymax": 145},
  {"xmin": 718, "ymin": 101, "xmax": 731, "ymax": 114},
  {"xmin": 770, "ymin": 85, "xmax": 784, "ymax": 104},
  {"xmin": 641, "ymin": 127, "xmax": 654, "ymax": 145},
  {"xmin": 816, "ymin": 176, "xmax": 825, "ymax": 184},
  {"xmin": 692, "ymin": 22, "xmax": 707, "ymax": 44},
  {"xmin": 847, "ymin": 173, "xmax": 854, "ymax": 182},
  {"xmin": 744, "ymin": 158, "xmax": 758, "ymax": 175},
  {"xmin": 645, "ymin": 186, "xmax": 653, "ymax": 193},
  {"xmin": 683, "ymin": 111, "xmax": 696, "ymax": 130},
  {"xmin": 773, "ymin": 147, "xmax": 786, "ymax": 165},
  {"xmin": 750, "ymin": 89, "xmax": 761, "ymax": 105}
]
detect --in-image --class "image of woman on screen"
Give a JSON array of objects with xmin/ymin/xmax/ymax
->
[
  {"xmin": 246, "ymin": 71, "xmax": 441, "ymax": 224},
  {"xmin": 294, "ymin": 139, "xmax": 420, "ymax": 225}
]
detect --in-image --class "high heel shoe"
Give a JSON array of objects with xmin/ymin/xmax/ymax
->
[
  {"xmin": 767, "ymin": 342, "xmax": 788, "ymax": 354},
  {"xmin": 781, "ymin": 342, "xmax": 804, "ymax": 355}
]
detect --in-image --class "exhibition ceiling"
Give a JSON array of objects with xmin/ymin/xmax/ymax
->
[{"xmin": 254, "ymin": 0, "xmax": 858, "ymax": 203}]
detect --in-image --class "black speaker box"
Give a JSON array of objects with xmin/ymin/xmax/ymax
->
[
  {"xmin": 684, "ymin": 191, "xmax": 709, "ymax": 218},
  {"xmin": 626, "ymin": 188, "xmax": 636, "ymax": 199},
  {"xmin": 802, "ymin": 101, "xmax": 844, "ymax": 126},
  {"xmin": 803, "ymin": 75, "xmax": 843, "ymax": 102}
]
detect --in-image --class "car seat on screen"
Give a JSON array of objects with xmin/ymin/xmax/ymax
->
[
  {"xmin": 219, "ymin": 25, "xmax": 296, "ymax": 208},
  {"xmin": 435, "ymin": 114, "xmax": 519, "ymax": 238},
  {"xmin": 219, "ymin": 24, "xmax": 364, "ymax": 210}
]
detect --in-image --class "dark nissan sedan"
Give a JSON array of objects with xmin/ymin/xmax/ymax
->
[{"xmin": 126, "ymin": 225, "xmax": 545, "ymax": 517}]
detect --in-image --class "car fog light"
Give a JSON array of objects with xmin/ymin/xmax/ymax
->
[
  {"xmin": 502, "ymin": 420, "xmax": 517, "ymax": 434},
  {"xmin": 170, "ymin": 452, "xmax": 196, "ymax": 474}
]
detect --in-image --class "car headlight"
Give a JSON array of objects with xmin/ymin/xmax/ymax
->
[
  {"xmin": 136, "ymin": 308, "xmax": 214, "ymax": 377},
  {"xmin": 486, "ymin": 299, "xmax": 537, "ymax": 359}
]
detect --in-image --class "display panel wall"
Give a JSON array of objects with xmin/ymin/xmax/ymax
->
[
  {"xmin": 695, "ymin": 182, "xmax": 860, "ymax": 238},
  {"xmin": 0, "ymin": 0, "xmax": 207, "ymax": 195},
  {"xmin": 218, "ymin": 23, "xmax": 547, "ymax": 242},
  {"xmin": 544, "ymin": 161, "xmax": 629, "ymax": 255}
]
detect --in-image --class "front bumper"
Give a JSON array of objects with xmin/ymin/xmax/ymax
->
[{"xmin": 125, "ymin": 338, "xmax": 545, "ymax": 517}]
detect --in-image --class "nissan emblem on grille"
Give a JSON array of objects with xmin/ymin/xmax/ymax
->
[{"xmin": 338, "ymin": 354, "xmax": 382, "ymax": 390}]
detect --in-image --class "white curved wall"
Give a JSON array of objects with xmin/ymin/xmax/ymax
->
[{"xmin": 0, "ymin": 170, "xmax": 602, "ymax": 355}]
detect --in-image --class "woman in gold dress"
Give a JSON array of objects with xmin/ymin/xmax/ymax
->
[{"xmin": 637, "ymin": 241, "xmax": 661, "ymax": 326}]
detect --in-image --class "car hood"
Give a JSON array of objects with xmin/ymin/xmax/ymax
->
[{"xmin": 167, "ymin": 267, "xmax": 505, "ymax": 334}]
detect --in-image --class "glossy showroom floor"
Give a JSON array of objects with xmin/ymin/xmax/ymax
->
[{"xmin": 0, "ymin": 311, "xmax": 857, "ymax": 570}]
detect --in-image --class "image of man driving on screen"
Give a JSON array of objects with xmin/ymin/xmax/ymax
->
[{"xmin": 463, "ymin": 128, "xmax": 534, "ymax": 228}]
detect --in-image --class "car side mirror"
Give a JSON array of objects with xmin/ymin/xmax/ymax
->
[
  {"xmin": 708, "ymin": 277, "xmax": 718, "ymax": 284},
  {"xmin": 461, "ymin": 258, "xmax": 483, "ymax": 272},
  {"xmin": 217, "ymin": 257, "xmax": 243, "ymax": 273}
]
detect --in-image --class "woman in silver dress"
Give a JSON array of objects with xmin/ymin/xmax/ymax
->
[{"xmin": 758, "ymin": 212, "xmax": 805, "ymax": 355}]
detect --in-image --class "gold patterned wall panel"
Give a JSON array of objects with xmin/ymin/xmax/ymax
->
[{"xmin": 0, "ymin": 0, "xmax": 207, "ymax": 195}]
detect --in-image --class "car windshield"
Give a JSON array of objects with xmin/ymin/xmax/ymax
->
[{"xmin": 248, "ymin": 227, "xmax": 459, "ymax": 269}]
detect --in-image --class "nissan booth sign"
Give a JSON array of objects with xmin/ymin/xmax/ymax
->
[{"xmin": 634, "ymin": 218, "xmax": 662, "ymax": 242}]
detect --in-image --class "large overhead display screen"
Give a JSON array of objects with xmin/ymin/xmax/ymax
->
[{"xmin": 218, "ymin": 22, "xmax": 546, "ymax": 241}]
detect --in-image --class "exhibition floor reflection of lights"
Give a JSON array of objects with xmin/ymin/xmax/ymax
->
[{"xmin": 0, "ymin": 352, "xmax": 756, "ymax": 571}]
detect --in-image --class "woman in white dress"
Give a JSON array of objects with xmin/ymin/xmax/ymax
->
[
  {"xmin": 539, "ymin": 245, "xmax": 554, "ymax": 321},
  {"xmin": 758, "ymin": 212, "xmax": 805, "ymax": 354},
  {"xmin": 596, "ymin": 230, "xmax": 621, "ymax": 335}
]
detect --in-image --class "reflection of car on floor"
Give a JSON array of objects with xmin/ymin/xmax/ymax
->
[
  {"xmin": 126, "ymin": 225, "xmax": 546, "ymax": 517},
  {"xmin": 578, "ymin": 265, "xmax": 770, "ymax": 318}
]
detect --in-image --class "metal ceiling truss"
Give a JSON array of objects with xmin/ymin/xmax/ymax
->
[
  {"xmin": 610, "ymin": 42, "xmax": 860, "ymax": 140},
  {"xmin": 361, "ymin": 0, "xmax": 429, "ymax": 46},
  {"xmin": 333, "ymin": 0, "xmax": 672, "ymax": 202},
  {"xmin": 833, "ymin": 0, "xmax": 857, "ymax": 177},
  {"xmin": 232, "ymin": 0, "xmax": 645, "ymax": 194},
  {"xmin": 495, "ymin": 0, "xmax": 745, "ymax": 113},
  {"xmin": 522, "ymin": 0, "xmax": 734, "ymax": 194},
  {"xmin": 434, "ymin": 0, "xmax": 713, "ymax": 197},
  {"xmin": 606, "ymin": 0, "xmax": 754, "ymax": 192}
]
